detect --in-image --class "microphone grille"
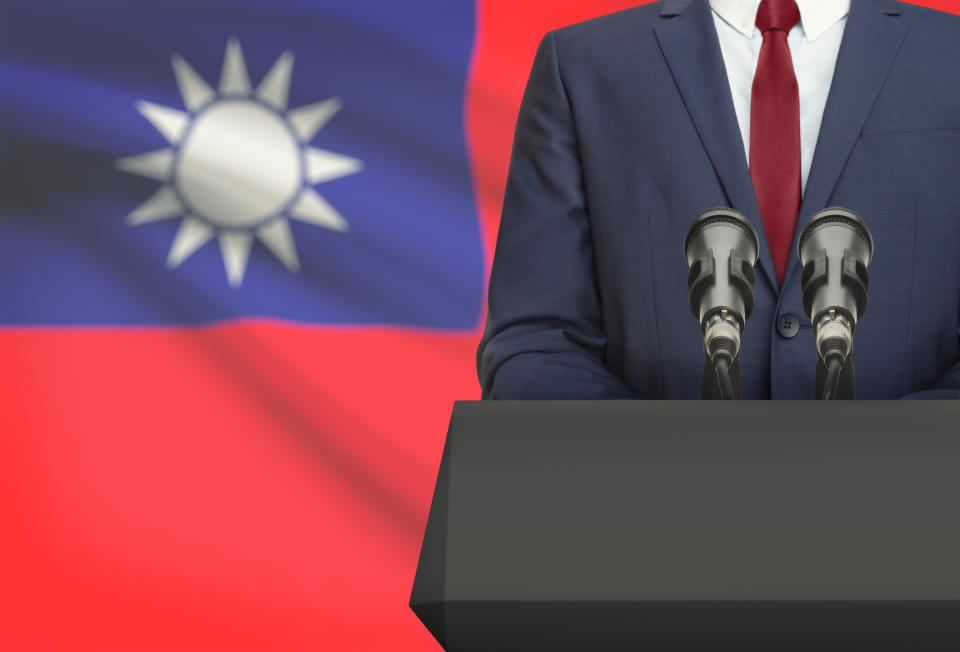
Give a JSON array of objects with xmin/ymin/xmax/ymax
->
[
  {"xmin": 684, "ymin": 207, "xmax": 759, "ymax": 255},
  {"xmin": 798, "ymin": 207, "xmax": 873, "ymax": 258}
]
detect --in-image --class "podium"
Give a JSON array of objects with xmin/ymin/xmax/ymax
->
[{"xmin": 410, "ymin": 401, "xmax": 960, "ymax": 651}]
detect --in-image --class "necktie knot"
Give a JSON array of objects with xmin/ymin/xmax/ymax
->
[{"xmin": 755, "ymin": 0, "xmax": 801, "ymax": 34}]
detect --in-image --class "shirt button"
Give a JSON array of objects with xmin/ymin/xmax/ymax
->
[{"xmin": 777, "ymin": 313, "xmax": 801, "ymax": 339}]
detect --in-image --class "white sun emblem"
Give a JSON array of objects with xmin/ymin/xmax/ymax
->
[{"xmin": 116, "ymin": 38, "xmax": 362, "ymax": 287}]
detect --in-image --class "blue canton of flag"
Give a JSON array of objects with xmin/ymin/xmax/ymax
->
[{"xmin": 1, "ymin": 0, "xmax": 484, "ymax": 328}]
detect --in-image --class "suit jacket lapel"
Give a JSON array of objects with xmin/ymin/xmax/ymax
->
[
  {"xmin": 783, "ymin": 0, "xmax": 907, "ymax": 289},
  {"xmin": 654, "ymin": 0, "xmax": 778, "ymax": 291}
]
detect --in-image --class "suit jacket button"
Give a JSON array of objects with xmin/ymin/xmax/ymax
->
[{"xmin": 777, "ymin": 313, "xmax": 801, "ymax": 339}]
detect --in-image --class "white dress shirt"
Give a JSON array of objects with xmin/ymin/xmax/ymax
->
[{"xmin": 710, "ymin": 0, "xmax": 850, "ymax": 195}]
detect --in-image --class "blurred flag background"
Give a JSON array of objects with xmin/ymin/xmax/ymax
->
[{"xmin": 1, "ymin": 1, "xmax": 956, "ymax": 650}]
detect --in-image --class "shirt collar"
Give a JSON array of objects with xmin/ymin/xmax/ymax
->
[{"xmin": 710, "ymin": 0, "xmax": 850, "ymax": 42}]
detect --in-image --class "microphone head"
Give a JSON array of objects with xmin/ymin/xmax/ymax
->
[
  {"xmin": 684, "ymin": 207, "xmax": 760, "ymax": 328},
  {"xmin": 797, "ymin": 207, "xmax": 874, "ymax": 327}
]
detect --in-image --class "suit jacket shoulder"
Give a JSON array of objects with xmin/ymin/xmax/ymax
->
[
  {"xmin": 863, "ymin": 1, "xmax": 960, "ymax": 135},
  {"xmin": 549, "ymin": 1, "xmax": 663, "ymax": 70}
]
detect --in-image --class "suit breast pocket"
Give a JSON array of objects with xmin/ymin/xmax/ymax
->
[
  {"xmin": 860, "ymin": 123, "xmax": 960, "ymax": 138},
  {"xmin": 860, "ymin": 101, "xmax": 960, "ymax": 138},
  {"xmin": 846, "ymin": 128, "xmax": 960, "ymax": 206}
]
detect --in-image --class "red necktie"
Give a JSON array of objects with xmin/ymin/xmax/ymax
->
[{"xmin": 750, "ymin": 0, "xmax": 802, "ymax": 285}]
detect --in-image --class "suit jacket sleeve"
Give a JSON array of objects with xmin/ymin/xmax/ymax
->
[{"xmin": 476, "ymin": 31, "xmax": 639, "ymax": 400}]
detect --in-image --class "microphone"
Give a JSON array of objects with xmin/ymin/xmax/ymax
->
[
  {"xmin": 797, "ymin": 207, "xmax": 874, "ymax": 400},
  {"xmin": 684, "ymin": 208, "xmax": 760, "ymax": 400}
]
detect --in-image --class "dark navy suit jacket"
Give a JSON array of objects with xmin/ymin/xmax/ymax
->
[{"xmin": 478, "ymin": 0, "xmax": 960, "ymax": 399}]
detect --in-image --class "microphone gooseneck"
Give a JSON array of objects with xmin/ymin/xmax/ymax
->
[
  {"xmin": 822, "ymin": 356, "xmax": 843, "ymax": 401},
  {"xmin": 797, "ymin": 207, "xmax": 874, "ymax": 400},
  {"xmin": 714, "ymin": 356, "xmax": 736, "ymax": 401},
  {"xmin": 684, "ymin": 207, "xmax": 760, "ymax": 400}
]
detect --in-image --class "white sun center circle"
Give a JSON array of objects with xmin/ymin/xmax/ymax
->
[{"xmin": 175, "ymin": 99, "xmax": 302, "ymax": 229}]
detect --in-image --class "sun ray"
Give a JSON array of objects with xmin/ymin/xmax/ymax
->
[
  {"xmin": 256, "ymin": 218, "xmax": 300, "ymax": 272},
  {"xmin": 256, "ymin": 50, "xmax": 295, "ymax": 111},
  {"xmin": 288, "ymin": 98, "xmax": 342, "ymax": 142},
  {"xmin": 136, "ymin": 101, "xmax": 190, "ymax": 144},
  {"xmin": 126, "ymin": 186, "xmax": 184, "ymax": 225},
  {"xmin": 167, "ymin": 216, "xmax": 215, "ymax": 268},
  {"xmin": 219, "ymin": 230, "xmax": 254, "ymax": 287},
  {"xmin": 305, "ymin": 146, "xmax": 363, "ymax": 184},
  {"xmin": 115, "ymin": 148, "xmax": 175, "ymax": 182},
  {"xmin": 289, "ymin": 188, "xmax": 349, "ymax": 232},
  {"xmin": 219, "ymin": 37, "xmax": 251, "ymax": 97},
  {"xmin": 171, "ymin": 54, "xmax": 215, "ymax": 112}
]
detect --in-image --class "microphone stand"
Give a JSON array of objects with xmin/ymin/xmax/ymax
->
[
  {"xmin": 701, "ymin": 353, "xmax": 743, "ymax": 400},
  {"xmin": 815, "ymin": 356, "xmax": 856, "ymax": 400}
]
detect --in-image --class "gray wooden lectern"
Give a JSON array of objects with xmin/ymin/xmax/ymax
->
[{"xmin": 411, "ymin": 400, "xmax": 960, "ymax": 651}]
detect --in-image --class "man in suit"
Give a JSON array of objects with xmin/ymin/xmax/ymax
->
[{"xmin": 477, "ymin": 0, "xmax": 960, "ymax": 399}]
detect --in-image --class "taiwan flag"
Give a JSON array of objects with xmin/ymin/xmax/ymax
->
[{"xmin": 1, "ymin": 1, "xmax": 956, "ymax": 651}]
